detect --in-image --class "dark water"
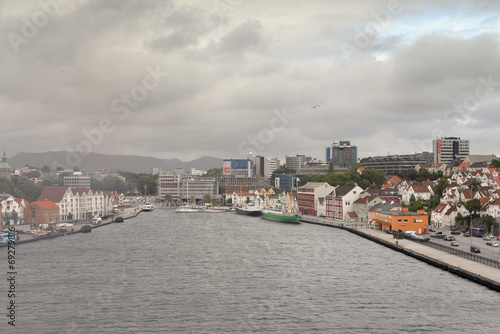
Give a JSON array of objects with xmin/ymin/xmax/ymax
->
[{"xmin": 4, "ymin": 209, "xmax": 500, "ymax": 333}]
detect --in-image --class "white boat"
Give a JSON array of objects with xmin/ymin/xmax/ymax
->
[
  {"xmin": 175, "ymin": 206, "xmax": 199, "ymax": 213},
  {"xmin": 141, "ymin": 203, "xmax": 154, "ymax": 212}
]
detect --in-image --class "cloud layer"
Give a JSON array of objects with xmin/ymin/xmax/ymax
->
[{"xmin": 1, "ymin": 0, "xmax": 500, "ymax": 162}]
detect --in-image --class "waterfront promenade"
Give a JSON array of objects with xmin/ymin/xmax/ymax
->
[{"xmin": 301, "ymin": 215, "xmax": 500, "ymax": 291}]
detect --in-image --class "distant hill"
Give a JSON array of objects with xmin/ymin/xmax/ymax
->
[{"xmin": 8, "ymin": 151, "xmax": 223, "ymax": 174}]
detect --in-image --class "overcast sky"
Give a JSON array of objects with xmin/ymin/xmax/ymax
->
[{"xmin": 1, "ymin": 0, "xmax": 500, "ymax": 163}]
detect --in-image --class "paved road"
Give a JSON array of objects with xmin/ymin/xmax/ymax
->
[{"xmin": 429, "ymin": 232, "xmax": 500, "ymax": 262}]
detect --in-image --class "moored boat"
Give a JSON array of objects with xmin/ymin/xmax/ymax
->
[
  {"xmin": 141, "ymin": 203, "xmax": 154, "ymax": 212},
  {"xmin": 175, "ymin": 206, "xmax": 199, "ymax": 213},
  {"xmin": 261, "ymin": 209, "xmax": 301, "ymax": 223},
  {"xmin": 235, "ymin": 204, "xmax": 262, "ymax": 216}
]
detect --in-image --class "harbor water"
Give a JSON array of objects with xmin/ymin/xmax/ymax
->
[{"xmin": 6, "ymin": 209, "xmax": 500, "ymax": 333}]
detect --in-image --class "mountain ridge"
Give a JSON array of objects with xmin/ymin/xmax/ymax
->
[{"xmin": 8, "ymin": 151, "xmax": 223, "ymax": 174}]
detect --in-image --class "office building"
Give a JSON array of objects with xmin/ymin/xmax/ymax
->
[
  {"xmin": 433, "ymin": 137, "xmax": 469, "ymax": 164},
  {"xmin": 325, "ymin": 141, "xmax": 357, "ymax": 169}
]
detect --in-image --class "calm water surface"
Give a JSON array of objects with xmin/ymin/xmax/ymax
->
[{"xmin": 6, "ymin": 209, "xmax": 500, "ymax": 333}]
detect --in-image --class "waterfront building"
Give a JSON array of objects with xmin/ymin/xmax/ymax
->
[
  {"xmin": 297, "ymin": 182, "xmax": 335, "ymax": 216},
  {"xmin": 14, "ymin": 198, "xmax": 30, "ymax": 224},
  {"xmin": 325, "ymin": 185, "xmax": 363, "ymax": 221},
  {"xmin": 38, "ymin": 186, "xmax": 109, "ymax": 220},
  {"xmin": 368, "ymin": 203, "xmax": 403, "ymax": 224},
  {"xmin": 27, "ymin": 201, "xmax": 60, "ymax": 224},
  {"xmin": 372, "ymin": 208, "xmax": 429, "ymax": 234},
  {"xmin": 157, "ymin": 170, "xmax": 183, "ymax": 201},
  {"xmin": 274, "ymin": 174, "xmax": 300, "ymax": 192},
  {"xmin": 325, "ymin": 141, "xmax": 357, "ymax": 169},
  {"xmin": 63, "ymin": 172, "xmax": 91, "ymax": 188},
  {"xmin": 223, "ymin": 159, "xmax": 253, "ymax": 177},
  {"xmin": 0, "ymin": 194, "xmax": 19, "ymax": 225},
  {"xmin": 179, "ymin": 177, "xmax": 218, "ymax": 204},
  {"xmin": 157, "ymin": 170, "xmax": 218, "ymax": 204},
  {"xmin": 433, "ymin": 137, "xmax": 470, "ymax": 164},
  {"xmin": 363, "ymin": 154, "xmax": 427, "ymax": 176},
  {"xmin": 0, "ymin": 151, "xmax": 12, "ymax": 180},
  {"xmin": 352, "ymin": 196, "xmax": 385, "ymax": 223}
]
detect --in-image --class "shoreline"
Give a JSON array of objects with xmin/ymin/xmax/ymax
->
[
  {"xmin": 300, "ymin": 215, "xmax": 500, "ymax": 292},
  {"xmin": 1, "ymin": 207, "xmax": 142, "ymax": 247}
]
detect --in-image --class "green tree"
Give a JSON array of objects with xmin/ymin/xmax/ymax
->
[
  {"xmin": 42, "ymin": 165, "xmax": 51, "ymax": 174},
  {"xmin": 485, "ymin": 215, "xmax": 495, "ymax": 234},
  {"xmin": 435, "ymin": 178, "xmax": 450, "ymax": 198},
  {"xmin": 464, "ymin": 198, "xmax": 481, "ymax": 215},
  {"xmin": 204, "ymin": 168, "xmax": 223, "ymax": 177},
  {"xmin": 137, "ymin": 175, "xmax": 157, "ymax": 196},
  {"xmin": 0, "ymin": 177, "xmax": 15, "ymax": 194},
  {"xmin": 26, "ymin": 170, "xmax": 41, "ymax": 179},
  {"xmin": 203, "ymin": 193, "xmax": 212, "ymax": 204},
  {"xmin": 164, "ymin": 193, "xmax": 173, "ymax": 202},
  {"xmin": 455, "ymin": 212, "xmax": 465, "ymax": 229},
  {"xmin": 17, "ymin": 180, "xmax": 43, "ymax": 202},
  {"xmin": 91, "ymin": 177, "xmax": 105, "ymax": 191},
  {"xmin": 103, "ymin": 176, "xmax": 127, "ymax": 193},
  {"xmin": 490, "ymin": 159, "xmax": 500, "ymax": 168},
  {"xmin": 469, "ymin": 180, "xmax": 481, "ymax": 192},
  {"xmin": 418, "ymin": 168, "xmax": 431, "ymax": 181},
  {"xmin": 361, "ymin": 168, "xmax": 386, "ymax": 188},
  {"xmin": 358, "ymin": 179, "xmax": 371, "ymax": 189},
  {"xmin": 328, "ymin": 160, "xmax": 334, "ymax": 173},
  {"xmin": 410, "ymin": 194, "xmax": 416, "ymax": 203}
]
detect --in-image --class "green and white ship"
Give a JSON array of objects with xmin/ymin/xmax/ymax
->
[{"xmin": 261, "ymin": 194, "xmax": 301, "ymax": 223}]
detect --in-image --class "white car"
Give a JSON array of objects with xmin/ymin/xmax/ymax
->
[{"xmin": 492, "ymin": 242, "xmax": 499, "ymax": 247}]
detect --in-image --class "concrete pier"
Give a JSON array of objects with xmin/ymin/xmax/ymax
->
[{"xmin": 301, "ymin": 215, "xmax": 500, "ymax": 292}]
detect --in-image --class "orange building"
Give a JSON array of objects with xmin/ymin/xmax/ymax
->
[
  {"xmin": 27, "ymin": 201, "xmax": 60, "ymax": 224},
  {"xmin": 373, "ymin": 208, "xmax": 429, "ymax": 234}
]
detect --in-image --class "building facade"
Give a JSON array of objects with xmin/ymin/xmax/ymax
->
[
  {"xmin": 27, "ymin": 201, "xmax": 60, "ymax": 224},
  {"xmin": 63, "ymin": 174, "xmax": 92, "ymax": 188},
  {"xmin": 433, "ymin": 137, "xmax": 470, "ymax": 164},
  {"xmin": 363, "ymin": 154, "xmax": 427, "ymax": 176},
  {"xmin": 285, "ymin": 155, "xmax": 311, "ymax": 171},
  {"xmin": 325, "ymin": 141, "xmax": 357, "ymax": 169},
  {"xmin": 223, "ymin": 159, "xmax": 253, "ymax": 177},
  {"xmin": 0, "ymin": 151, "xmax": 12, "ymax": 180},
  {"xmin": 274, "ymin": 174, "xmax": 300, "ymax": 192},
  {"xmin": 372, "ymin": 208, "xmax": 429, "ymax": 234}
]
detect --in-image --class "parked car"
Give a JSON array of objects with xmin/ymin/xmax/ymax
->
[
  {"xmin": 450, "ymin": 231, "xmax": 460, "ymax": 235},
  {"xmin": 470, "ymin": 246, "xmax": 481, "ymax": 253},
  {"xmin": 492, "ymin": 242, "xmax": 499, "ymax": 247},
  {"xmin": 464, "ymin": 232, "xmax": 471, "ymax": 237},
  {"xmin": 451, "ymin": 241, "xmax": 459, "ymax": 247},
  {"xmin": 483, "ymin": 236, "xmax": 492, "ymax": 241},
  {"xmin": 486, "ymin": 241, "xmax": 492, "ymax": 246}
]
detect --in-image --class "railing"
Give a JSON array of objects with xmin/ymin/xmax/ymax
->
[{"xmin": 419, "ymin": 240, "xmax": 500, "ymax": 269}]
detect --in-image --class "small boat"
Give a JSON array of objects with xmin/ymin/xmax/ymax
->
[
  {"xmin": 80, "ymin": 225, "xmax": 92, "ymax": 233},
  {"xmin": 175, "ymin": 206, "xmax": 199, "ymax": 213},
  {"xmin": 141, "ymin": 203, "xmax": 154, "ymax": 212}
]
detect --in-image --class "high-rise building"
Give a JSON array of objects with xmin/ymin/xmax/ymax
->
[
  {"xmin": 325, "ymin": 141, "xmax": 357, "ymax": 169},
  {"xmin": 432, "ymin": 137, "xmax": 469, "ymax": 164}
]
